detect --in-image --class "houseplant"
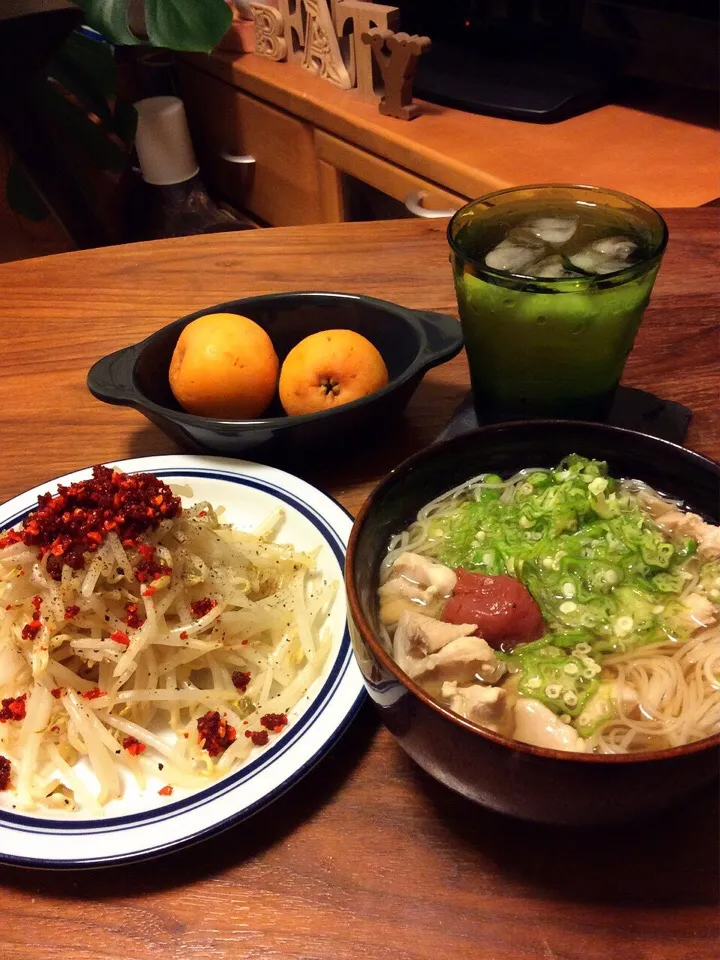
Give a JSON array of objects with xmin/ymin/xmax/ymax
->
[
  {"xmin": 77, "ymin": 0, "xmax": 233, "ymax": 52},
  {"xmin": 6, "ymin": 0, "xmax": 235, "ymax": 240}
]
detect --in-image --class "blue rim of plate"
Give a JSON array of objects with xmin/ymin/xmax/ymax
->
[{"xmin": 0, "ymin": 460, "xmax": 365, "ymax": 869}]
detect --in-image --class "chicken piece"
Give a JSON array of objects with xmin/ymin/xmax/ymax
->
[
  {"xmin": 443, "ymin": 683, "xmax": 513, "ymax": 737},
  {"xmin": 378, "ymin": 576, "xmax": 443, "ymax": 626},
  {"xmin": 635, "ymin": 492, "xmax": 720, "ymax": 559},
  {"xmin": 390, "ymin": 552, "xmax": 457, "ymax": 596},
  {"xmin": 694, "ymin": 522, "xmax": 720, "ymax": 559},
  {"xmin": 394, "ymin": 610, "xmax": 477, "ymax": 658},
  {"xmin": 648, "ymin": 504, "xmax": 720, "ymax": 560},
  {"xmin": 635, "ymin": 491, "xmax": 678, "ymax": 520},
  {"xmin": 679, "ymin": 592, "xmax": 718, "ymax": 631},
  {"xmin": 577, "ymin": 681, "xmax": 639, "ymax": 730},
  {"xmin": 412, "ymin": 635, "xmax": 500, "ymax": 682},
  {"xmin": 663, "ymin": 591, "xmax": 718, "ymax": 639},
  {"xmin": 394, "ymin": 610, "xmax": 503, "ymax": 683},
  {"xmin": 513, "ymin": 698, "xmax": 587, "ymax": 753},
  {"xmin": 381, "ymin": 577, "xmax": 433, "ymax": 603}
]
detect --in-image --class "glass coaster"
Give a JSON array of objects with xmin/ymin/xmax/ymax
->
[{"xmin": 437, "ymin": 387, "xmax": 692, "ymax": 446}]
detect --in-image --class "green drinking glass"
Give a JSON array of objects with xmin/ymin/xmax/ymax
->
[{"xmin": 447, "ymin": 184, "xmax": 668, "ymax": 423}]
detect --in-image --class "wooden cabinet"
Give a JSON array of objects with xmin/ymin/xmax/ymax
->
[
  {"xmin": 181, "ymin": 51, "xmax": 720, "ymax": 213},
  {"xmin": 177, "ymin": 64, "xmax": 324, "ymax": 226},
  {"xmin": 178, "ymin": 52, "xmax": 717, "ymax": 226},
  {"xmin": 177, "ymin": 61, "xmax": 470, "ymax": 228},
  {"xmin": 314, "ymin": 131, "xmax": 467, "ymax": 222}
]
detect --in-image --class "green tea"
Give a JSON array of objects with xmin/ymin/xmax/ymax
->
[{"xmin": 449, "ymin": 190, "xmax": 666, "ymax": 422}]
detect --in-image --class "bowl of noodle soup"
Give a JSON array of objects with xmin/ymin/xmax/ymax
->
[{"xmin": 345, "ymin": 421, "xmax": 720, "ymax": 825}]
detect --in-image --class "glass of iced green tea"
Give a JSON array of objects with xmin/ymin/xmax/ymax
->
[{"xmin": 448, "ymin": 184, "xmax": 668, "ymax": 423}]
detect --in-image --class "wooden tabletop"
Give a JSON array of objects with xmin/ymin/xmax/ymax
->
[{"xmin": 1, "ymin": 209, "xmax": 718, "ymax": 959}]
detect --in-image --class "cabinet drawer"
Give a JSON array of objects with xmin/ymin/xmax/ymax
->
[
  {"xmin": 315, "ymin": 130, "xmax": 467, "ymax": 219},
  {"xmin": 177, "ymin": 64, "xmax": 323, "ymax": 226}
]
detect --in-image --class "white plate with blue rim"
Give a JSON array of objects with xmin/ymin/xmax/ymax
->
[{"xmin": 0, "ymin": 454, "xmax": 363, "ymax": 868}]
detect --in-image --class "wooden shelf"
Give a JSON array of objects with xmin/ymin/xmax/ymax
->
[{"xmin": 184, "ymin": 51, "xmax": 719, "ymax": 209}]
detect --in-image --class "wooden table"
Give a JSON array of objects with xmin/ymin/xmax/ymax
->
[{"xmin": 1, "ymin": 209, "xmax": 718, "ymax": 960}]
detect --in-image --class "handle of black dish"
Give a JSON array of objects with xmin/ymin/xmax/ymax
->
[
  {"xmin": 87, "ymin": 343, "xmax": 142, "ymax": 406},
  {"xmin": 414, "ymin": 310, "xmax": 464, "ymax": 368}
]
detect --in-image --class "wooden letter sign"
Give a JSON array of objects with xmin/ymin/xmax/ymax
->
[
  {"xmin": 250, "ymin": 3, "xmax": 288, "ymax": 61},
  {"xmin": 276, "ymin": 0, "xmax": 306, "ymax": 62},
  {"xmin": 360, "ymin": 28, "xmax": 431, "ymax": 119},
  {"xmin": 302, "ymin": 0, "xmax": 352, "ymax": 89},
  {"xmin": 334, "ymin": 1, "xmax": 399, "ymax": 97}
]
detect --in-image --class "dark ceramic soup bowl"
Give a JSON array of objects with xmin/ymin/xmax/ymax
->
[
  {"xmin": 345, "ymin": 420, "xmax": 720, "ymax": 825},
  {"xmin": 87, "ymin": 292, "xmax": 462, "ymax": 461}
]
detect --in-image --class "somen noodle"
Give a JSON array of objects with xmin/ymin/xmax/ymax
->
[{"xmin": 378, "ymin": 455, "xmax": 720, "ymax": 754}]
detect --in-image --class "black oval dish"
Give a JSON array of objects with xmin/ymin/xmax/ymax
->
[
  {"xmin": 346, "ymin": 421, "xmax": 720, "ymax": 825},
  {"xmin": 87, "ymin": 292, "xmax": 463, "ymax": 460}
]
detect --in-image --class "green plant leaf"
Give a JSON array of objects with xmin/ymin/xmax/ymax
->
[
  {"xmin": 53, "ymin": 29, "xmax": 117, "ymax": 98},
  {"xmin": 46, "ymin": 57, "xmax": 113, "ymax": 124},
  {"xmin": 6, "ymin": 163, "xmax": 49, "ymax": 222},
  {"xmin": 34, "ymin": 82, "xmax": 128, "ymax": 174},
  {"xmin": 73, "ymin": 0, "xmax": 143, "ymax": 46},
  {"xmin": 144, "ymin": 0, "xmax": 233, "ymax": 52}
]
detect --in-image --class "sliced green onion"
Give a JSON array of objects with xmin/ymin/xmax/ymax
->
[
  {"xmin": 428, "ymin": 454, "xmax": 705, "ymax": 692},
  {"xmin": 614, "ymin": 616, "xmax": 634, "ymax": 636}
]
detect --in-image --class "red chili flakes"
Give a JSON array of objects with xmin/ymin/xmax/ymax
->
[
  {"xmin": 244, "ymin": 729, "xmax": 269, "ymax": 747},
  {"xmin": 142, "ymin": 586, "xmax": 157, "ymax": 598},
  {"xmin": 122, "ymin": 736, "xmax": 146, "ymax": 756},
  {"xmin": 158, "ymin": 785, "xmax": 173, "ymax": 796},
  {"xmin": 197, "ymin": 510, "xmax": 207, "ymax": 518},
  {"xmin": 64, "ymin": 604, "xmax": 80, "ymax": 620},
  {"xmin": 190, "ymin": 597, "xmax": 217, "ymax": 619},
  {"xmin": 179, "ymin": 631, "xmax": 188, "ymax": 640},
  {"xmin": 137, "ymin": 543, "xmax": 154, "ymax": 561},
  {"xmin": 123, "ymin": 602, "xmax": 144, "ymax": 629},
  {"xmin": 0, "ymin": 465, "xmax": 182, "ymax": 581},
  {"xmin": 0, "ymin": 531, "xmax": 21, "ymax": 550},
  {"xmin": 231, "ymin": 671, "xmax": 251, "ymax": 692},
  {"xmin": 81, "ymin": 687, "xmax": 105, "ymax": 700},
  {"xmin": 197, "ymin": 710, "xmax": 237, "ymax": 757},
  {"xmin": 110, "ymin": 629, "xmax": 130, "ymax": 648},
  {"xmin": 135, "ymin": 559, "xmax": 172, "ymax": 583},
  {"xmin": 4, "ymin": 605, "xmax": 11, "ymax": 611},
  {"xmin": 0, "ymin": 756, "xmax": 11, "ymax": 791},
  {"xmin": 0, "ymin": 694, "xmax": 27, "ymax": 722},
  {"xmin": 260, "ymin": 712, "xmax": 288, "ymax": 734},
  {"xmin": 51, "ymin": 687, "xmax": 65, "ymax": 699},
  {"xmin": 21, "ymin": 618, "xmax": 42, "ymax": 641},
  {"xmin": 22, "ymin": 596, "xmax": 44, "ymax": 639}
]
